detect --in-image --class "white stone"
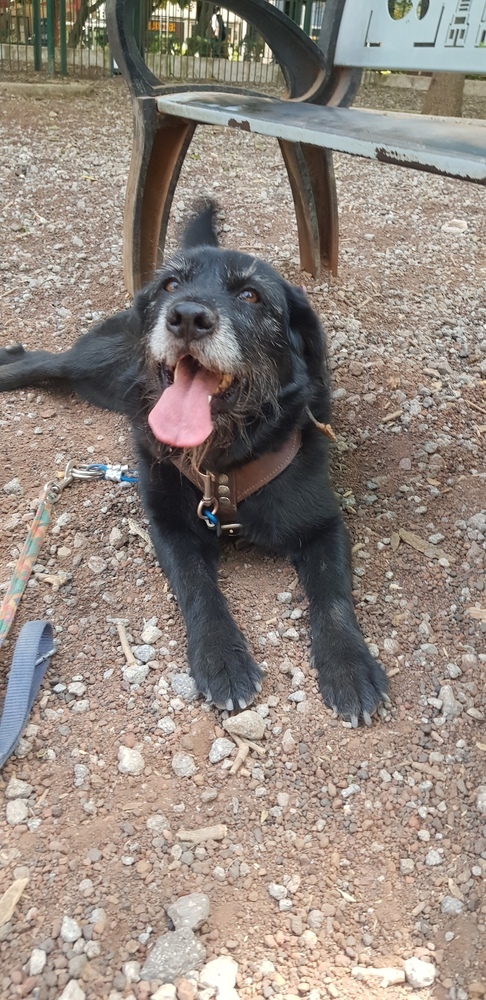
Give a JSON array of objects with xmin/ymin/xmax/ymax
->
[
  {"xmin": 209, "ymin": 738, "xmax": 234, "ymax": 764},
  {"xmin": 223, "ymin": 711, "xmax": 265, "ymax": 740},
  {"xmin": 131, "ymin": 644, "xmax": 156, "ymax": 663},
  {"xmin": 281, "ymin": 729, "xmax": 295, "ymax": 753},
  {"xmin": 439, "ymin": 684, "xmax": 462, "ymax": 719},
  {"xmin": 277, "ymin": 592, "xmax": 292, "ymax": 603},
  {"xmin": 150, "ymin": 987, "xmax": 176, "ymax": 1000},
  {"xmin": 61, "ymin": 916, "xmax": 82, "ymax": 943},
  {"xmin": 166, "ymin": 892, "xmax": 210, "ymax": 931},
  {"xmin": 425, "ymin": 849, "xmax": 443, "ymax": 867},
  {"xmin": 268, "ymin": 883, "xmax": 287, "ymax": 900},
  {"xmin": 123, "ymin": 960, "xmax": 141, "ymax": 982},
  {"xmin": 146, "ymin": 813, "xmax": 170, "ymax": 835},
  {"xmin": 117, "ymin": 746, "xmax": 145, "ymax": 776},
  {"xmin": 29, "ymin": 948, "xmax": 47, "ymax": 976},
  {"xmin": 58, "ymin": 983, "xmax": 86, "ymax": 1000},
  {"xmin": 476, "ymin": 786, "xmax": 486, "ymax": 814},
  {"xmin": 141, "ymin": 624, "xmax": 162, "ymax": 644},
  {"xmin": 200, "ymin": 955, "xmax": 238, "ymax": 991},
  {"xmin": 87, "ymin": 556, "xmax": 106, "ymax": 575},
  {"xmin": 404, "ymin": 957, "xmax": 436, "ymax": 989},
  {"xmin": 157, "ymin": 717, "xmax": 176, "ymax": 735},
  {"xmin": 171, "ymin": 752, "xmax": 197, "ymax": 778},
  {"xmin": 5, "ymin": 777, "xmax": 33, "ymax": 799},
  {"xmin": 6, "ymin": 799, "xmax": 28, "ymax": 825},
  {"xmin": 123, "ymin": 664, "xmax": 149, "ymax": 685}
]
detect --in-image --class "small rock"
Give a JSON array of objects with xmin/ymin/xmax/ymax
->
[
  {"xmin": 3, "ymin": 477, "xmax": 22, "ymax": 495},
  {"xmin": 131, "ymin": 644, "xmax": 156, "ymax": 663},
  {"xmin": 200, "ymin": 956, "xmax": 238, "ymax": 992},
  {"xmin": 425, "ymin": 850, "xmax": 443, "ymax": 867},
  {"xmin": 171, "ymin": 674, "xmax": 199, "ymax": 701},
  {"xmin": 5, "ymin": 778, "xmax": 33, "ymax": 799},
  {"xmin": 123, "ymin": 960, "xmax": 141, "ymax": 982},
  {"xmin": 58, "ymin": 983, "xmax": 86, "ymax": 1000},
  {"xmin": 61, "ymin": 916, "xmax": 82, "ymax": 943},
  {"xmin": 475, "ymin": 786, "xmax": 486, "ymax": 814},
  {"xmin": 29, "ymin": 948, "xmax": 47, "ymax": 976},
  {"xmin": 268, "ymin": 883, "xmax": 287, "ymax": 901},
  {"xmin": 87, "ymin": 556, "xmax": 106, "ymax": 575},
  {"xmin": 400, "ymin": 858, "xmax": 415, "ymax": 875},
  {"xmin": 209, "ymin": 738, "xmax": 234, "ymax": 764},
  {"xmin": 141, "ymin": 928, "xmax": 206, "ymax": 982},
  {"xmin": 307, "ymin": 909, "xmax": 324, "ymax": 930},
  {"xmin": 146, "ymin": 814, "xmax": 170, "ymax": 835},
  {"xmin": 158, "ymin": 717, "xmax": 176, "ymax": 735},
  {"xmin": 68, "ymin": 954, "xmax": 87, "ymax": 979},
  {"xmin": 171, "ymin": 753, "xmax": 197, "ymax": 778},
  {"xmin": 277, "ymin": 592, "xmax": 292, "ymax": 603},
  {"xmin": 439, "ymin": 685, "xmax": 462, "ymax": 719},
  {"xmin": 404, "ymin": 957, "xmax": 436, "ymax": 989},
  {"xmin": 109, "ymin": 526, "xmax": 127, "ymax": 549},
  {"xmin": 150, "ymin": 983, "xmax": 177, "ymax": 1000},
  {"xmin": 281, "ymin": 729, "xmax": 295, "ymax": 753},
  {"xmin": 123, "ymin": 664, "xmax": 149, "ymax": 686},
  {"xmin": 166, "ymin": 892, "xmax": 210, "ymax": 931},
  {"xmin": 223, "ymin": 711, "xmax": 265, "ymax": 740},
  {"xmin": 140, "ymin": 623, "xmax": 162, "ymax": 643},
  {"xmin": 440, "ymin": 896, "xmax": 463, "ymax": 916},
  {"xmin": 6, "ymin": 800, "xmax": 28, "ymax": 825},
  {"xmin": 151, "ymin": 987, "xmax": 177, "ymax": 1000},
  {"xmin": 441, "ymin": 219, "xmax": 468, "ymax": 235},
  {"xmin": 117, "ymin": 746, "xmax": 145, "ymax": 776}
]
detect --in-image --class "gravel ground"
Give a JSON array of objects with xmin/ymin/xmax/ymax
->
[{"xmin": 0, "ymin": 81, "xmax": 485, "ymax": 1000}]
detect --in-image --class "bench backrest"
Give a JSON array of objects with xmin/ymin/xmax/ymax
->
[{"xmin": 330, "ymin": 0, "xmax": 486, "ymax": 74}]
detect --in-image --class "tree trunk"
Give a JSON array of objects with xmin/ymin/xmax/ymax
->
[{"xmin": 422, "ymin": 73, "xmax": 465, "ymax": 117}]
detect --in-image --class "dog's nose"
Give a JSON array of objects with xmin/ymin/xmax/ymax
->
[{"xmin": 166, "ymin": 301, "xmax": 216, "ymax": 342}]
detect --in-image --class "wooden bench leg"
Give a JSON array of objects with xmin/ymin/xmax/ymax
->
[
  {"xmin": 279, "ymin": 140, "xmax": 338, "ymax": 278},
  {"xmin": 124, "ymin": 98, "xmax": 196, "ymax": 294}
]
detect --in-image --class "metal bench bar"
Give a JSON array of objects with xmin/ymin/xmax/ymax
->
[{"xmin": 156, "ymin": 93, "xmax": 486, "ymax": 185}]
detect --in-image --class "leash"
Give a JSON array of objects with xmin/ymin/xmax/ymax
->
[{"xmin": 0, "ymin": 460, "xmax": 137, "ymax": 769}]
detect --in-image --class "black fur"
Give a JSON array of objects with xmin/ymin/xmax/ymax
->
[{"xmin": 0, "ymin": 205, "xmax": 388, "ymax": 724}]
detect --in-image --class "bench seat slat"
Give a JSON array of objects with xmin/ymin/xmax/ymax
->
[{"xmin": 156, "ymin": 93, "xmax": 486, "ymax": 185}]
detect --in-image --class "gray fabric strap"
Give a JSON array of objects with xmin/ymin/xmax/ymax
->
[{"xmin": 0, "ymin": 620, "xmax": 54, "ymax": 770}]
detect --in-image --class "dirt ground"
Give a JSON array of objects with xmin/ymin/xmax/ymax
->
[{"xmin": 0, "ymin": 81, "xmax": 485, "ymax": 1000}]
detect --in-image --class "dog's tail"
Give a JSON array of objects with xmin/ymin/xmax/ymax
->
[{"xmin": 182, "ymin": 200, "xmax": 219, "ymax": 250}]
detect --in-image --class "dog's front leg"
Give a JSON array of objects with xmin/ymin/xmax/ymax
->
[
  {"xmin": 137, "ymin": 456, "xmax": 263, "ymax": 711},
  {"xmin": 292, "ymin": 516, "xmax": 389, "ymax": 726}
]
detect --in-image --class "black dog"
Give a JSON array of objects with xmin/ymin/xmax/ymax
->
[{"xmin": 0, "ymin": 204, "xmax": 388, "ymax": 725}]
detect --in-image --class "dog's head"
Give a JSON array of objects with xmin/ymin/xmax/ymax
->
[{"xmin": 139, "ymin": 203, "xmax": 329, "ymax": 468}]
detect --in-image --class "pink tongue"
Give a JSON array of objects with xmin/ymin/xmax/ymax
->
[{"xmin": 148, "ymin": 357, "xmax": 222, "ymax": 448}]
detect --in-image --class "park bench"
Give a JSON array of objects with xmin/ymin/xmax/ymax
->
[{"xmin": 106, "ymin": 0, "xmax": 486, "ymax": 295}]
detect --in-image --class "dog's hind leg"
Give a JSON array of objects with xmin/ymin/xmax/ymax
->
[{"xmin": 0, "ymin": 345, "xmax": 67, "ymax": 390}]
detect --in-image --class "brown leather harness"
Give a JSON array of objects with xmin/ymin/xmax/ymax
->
[{"xmin": 170, "ymin": 430, "xmax": 302, "ymax": 536}]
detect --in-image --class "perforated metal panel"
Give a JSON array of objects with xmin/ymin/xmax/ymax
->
[{"xmin": 335, "ymin": 0, "xmax": 486, "ymax": 73}]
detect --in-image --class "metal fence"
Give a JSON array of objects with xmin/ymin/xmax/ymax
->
[{"xmin": 0, "ymin": 1, "xmax": 326, "ymax": 83}]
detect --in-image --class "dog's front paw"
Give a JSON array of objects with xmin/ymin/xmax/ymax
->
[
  {"xmin": 0, "ymin": 344, "xmax": 25, "ymax": 365},
  {"xmin": 316, "ymin": 635, "xmax": 389, "ymax": 727},
  {"xmin": 188, "ymin": 628, "xmax": 264, "ymax": 712}
]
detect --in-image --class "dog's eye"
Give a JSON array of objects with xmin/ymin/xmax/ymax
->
[
  {"xmin": 164, "ymin": 277, "xmax": 180, "ymax": 292},
  {"xmin": 238, "ymin": 288, "xmax": 259, "ymax": 304}
]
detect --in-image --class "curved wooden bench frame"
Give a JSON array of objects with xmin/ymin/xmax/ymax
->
[{"xmin": 106, "ymin": 0, "xmax": 360, "ymax": 294}]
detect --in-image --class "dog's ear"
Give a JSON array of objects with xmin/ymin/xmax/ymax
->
[
  {"xmin": 182, "ymin": 201, "xmax": 220, "ymax": 249},
  {"xmin": 285, "ymin": 284, "xmax": 326, "ymax": 380}
]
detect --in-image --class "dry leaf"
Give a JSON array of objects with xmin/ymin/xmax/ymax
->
[
  {"xmin": 399, "ymin": 528, "xmax": 455, "ymax": 563},
  {"xmin": 337, "ymin": 888, "xmax": 356, "ymax": 903},
  {"xmin": 465, "ymin": 607, "xmax": 486, "ymax": 621},
  {"xmin": 390, "ymin": 532, "xmax": 401, "ymax": 553},
  {"xmin": 176, "ymin": 824, "xmax": 227, "ymax": 844},
  {"xmin": 0, "ymin": 878, "xmax": 29, "ymax": 926}
]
